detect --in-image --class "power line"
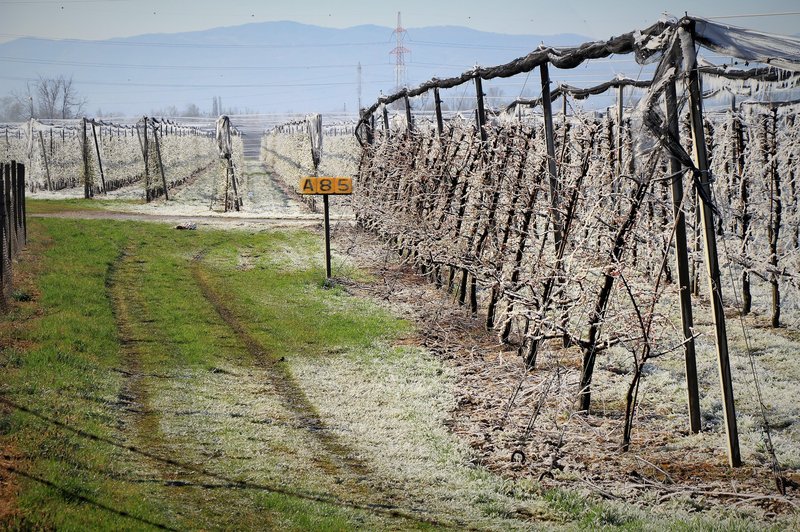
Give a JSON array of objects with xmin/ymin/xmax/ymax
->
[
  {"xmin": 0, "ymin": 33, "xmax": 386, "ymax": 49},
  {"xmin": 0, "ymin": 74, "xmax": 384, "ymax": 89},
  {"xmin": 0, "ymin": 55, "xmax": 388, "ymax": 71},
  {"xmin": 408, "ymin": 39, "xmax": 543, "ymax": 51}
]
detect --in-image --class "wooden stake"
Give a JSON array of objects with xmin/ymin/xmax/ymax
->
[
  {"xmin": 540, "ymin": 62, "xmax": 563, "ymax": 251},
  {"xmin": 142, "ymin": 117, "xmax": 150, "ymax": 201},
  {"xmin": 9, "ymin": 162, "xmax": 18, "ymax": 254},
  {"xmin": 81, "ymin": 118, "xmax": 90, "ymax": 199},
  {"xmin": 151, "ymin": 123, "xmax": 169, "ymax": 201},
  {"xmin": 685, "ymin": 23, "xmax": 741, "ymax": 467},
  {"xmin": 18, "ymin": 162, "xmax": 25, "ymax": 246},
  {"xmin": 617, "ymin": 84, "xmax": 624, "ymax": 177},
  {"xmin": 404, "ymin": 93, "xmax": 413, "ymax": 133},
  {"xmin": 434, "ymin": 87, "xmax": 444, "ymax": 137},
  {"xmin": 665, "ymin": 75, "xmax": 702, "ymax": 434},
  {"xmin": 38, "ymin": 131, "xmax": 53, "ymax": 191},
  {"xmin": 475, "ymin": 75, "xmax": 487, "ymax": 143},
  {"xmin": 90, "ymin": 121, "xmax": 107, "ymax": 194}
]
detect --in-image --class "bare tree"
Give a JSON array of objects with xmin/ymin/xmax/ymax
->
[
  {"xmin": 11, "ymin": 75, "xmax": 87, "ymax": 119},
  {"xmin": 59, "ymin": 76, "xmax": 86, "ymax": 118}
]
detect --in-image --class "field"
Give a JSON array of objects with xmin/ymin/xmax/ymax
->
[
  {"xmin": 2, "ymin": 31, "xmax": 800, "ymax": 524},
  {"xmin": 0, "ymin": 149, "xmax": 797, "ymax": 529}
]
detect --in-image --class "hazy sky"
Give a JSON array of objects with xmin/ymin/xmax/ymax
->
[{"xmin": 1, "ymin": 0, "xmax": 799, "ymax": 44}]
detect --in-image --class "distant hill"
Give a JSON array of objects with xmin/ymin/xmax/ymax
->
[{"xmin": 0, "ymin": 20, "xmax": 640, "ymax": 117}]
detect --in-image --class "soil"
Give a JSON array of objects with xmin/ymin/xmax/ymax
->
[{"xmin": 333, "ymin": 225, "xmax": 800, "ymax": 520}]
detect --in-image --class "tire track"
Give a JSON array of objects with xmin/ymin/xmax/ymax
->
[
  {"xmin": 106, "ymin": 239, "xmax": 458, "ymax": 527},
  {"xmin": 106, "ymin": 244, "xmax": 152, "ymax": 436},
  {"xmin": 189, "ymin": 258, "xmax": 372, "ymax": 486}
]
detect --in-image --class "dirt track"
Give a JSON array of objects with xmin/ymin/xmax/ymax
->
[{"xmin": 30, "ymin": 159, "xmax": 354, "ymax": 230}]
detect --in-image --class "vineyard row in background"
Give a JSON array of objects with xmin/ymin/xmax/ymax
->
[{"xmin": 1, "ymin": 116, "xmax": 245, "ymax": 209}]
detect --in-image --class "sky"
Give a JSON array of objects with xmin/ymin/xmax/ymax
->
[{"xmin": 1, "ymin": 0, "xmax": 799, "ymax": 44}]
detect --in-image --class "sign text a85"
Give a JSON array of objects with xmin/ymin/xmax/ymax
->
[{"xmin": 299, "ymin": 176, "xmax": 353, "ymax": 195}]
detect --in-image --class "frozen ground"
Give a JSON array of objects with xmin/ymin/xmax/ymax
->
[{"xmin": 28, "ymin": 160, "xmax": 354, "ymax": 225}]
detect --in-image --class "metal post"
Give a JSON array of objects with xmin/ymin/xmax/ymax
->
[
  {"xmin": 665, "ymin": 75, "xmax": 701, "ymax": 434},
  {"xmin": 323, "ymin": 194, "xmax": 332, "ymax": 280},
  {"xmin": 685, "ymin": 23, "xmax": 741, "ymax": 467}
]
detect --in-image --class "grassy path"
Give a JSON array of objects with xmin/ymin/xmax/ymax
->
[
  {"xmin": 0, "ymin": 217, "xmax": 498, "ymax": 529},
  {"xmin": 190, "ymin": 258, "xmax": 373, "ymax": 486},
  {"xmin": 3, "ymin": 208, "xmax": 795, "ymax": 530}
]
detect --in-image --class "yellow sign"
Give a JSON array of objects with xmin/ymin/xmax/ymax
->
[{"xmin": 299, "ymin": 176, "xmax": 353, "ymax": 195}]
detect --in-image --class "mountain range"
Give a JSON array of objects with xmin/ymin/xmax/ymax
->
[{"xmin": 0, "ymin": 20, "xmax": 640, "ymax": 118}]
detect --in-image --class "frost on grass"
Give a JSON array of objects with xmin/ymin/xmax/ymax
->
[
  {"xmin": 291, "ymin": 344, "xmax": 541, "ymax": 526},
  {"xmin": 147, "ymin": 365, "xmax": 358, "ymax": 495},
  {"xmin": 124, "ymin": 346, "xmax": 545, "ymax": 528}
]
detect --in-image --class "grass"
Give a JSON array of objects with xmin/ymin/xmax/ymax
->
[
  {"xmin": 0, "ymin": 218, "xmax": 415, "ymax": 529},
  {"xmin": 25, "ymin": 198, "xmax": 142, "ymax": 214},
  {"xmin": 1, "ymin": 215, "xmax": 796, "ymax": 530}
]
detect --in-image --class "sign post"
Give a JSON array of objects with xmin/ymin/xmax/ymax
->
[{"xmin": 299, "ymin": 176, "xmax": 353, "ymax": 282}]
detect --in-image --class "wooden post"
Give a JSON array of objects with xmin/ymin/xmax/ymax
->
[
  {"xmin": 404, "ymin": 93, "xmax": 413, "ymax": 133},
  {"xmin": 14, "ymin": 162, "xmax": 25, "ymax": 247},
  {"xmin": 142, "ymin": 117, "xmax": 151, "ymax": 201},
  {"xmin": 90, "ymin": 120, "xmax": 107, "ymax": 194},
  {"xmin": 38, "ymin": 131, "xmax": 53, "ymax": 191},
  {"xmin": 685, "ymin": 23, "xmax": 741, "ymax": 467},
  {"xmin": 434, "ymin": 87, "xmax": 444, "ymax": 137},
  {"xmin": 9, "ymin": 162, "xmax": 18, "ymax": 255},
  {"xmin": 732, "ymin": 100, "xmax": 752, "ymax": 314},
  {"xmin": 81, "ymin": 118, "xmax": 91, "ymax": 199},
  {"xmin": 768, "ymin": 107, "xmax": 781, "ymax": 328},
  {"xmin": 467, "ymin": 74, "xmax": 489, "ymax": 313},
  {"xmin": 382, "ymin": 104, "xmax": 390, "ymax": 135},
  {"xmin": 3, "ymin": 164, "xmax": 10, "ymax": 260},
  {"xmin": 151, "ymin": 124, "xmax": 168, "ymax": 201},
  {"xmin": 540, "ymin": 62, "xmax": 562, "ymax": 251},
  {"xmin": 12, "ymin": 162, "xmax": 19, "ymax": 249},
  {"xmin": 665, "ymin": 75, "xmax": 702, "ymax": 434},
  {"xmin": 227, "ymin": 158, "xmax": 241, "ymax": 211},
  {"xmin": 475, "ymin": 75, "xmax": 487, "ymax": 143},
  {"xmin": 18, "ymin": 163, "xmax": 25, "ymax": 246},
  {"xmin": 0, "ymin": 165, "xmax": 6, "ymax": 296},
  {"xmin": 617, "ymin": 84, "xmax": 624, "ymax": 177}
]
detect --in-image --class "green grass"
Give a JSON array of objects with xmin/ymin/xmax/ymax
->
[
  {"xmin": 1, "ymin": 216, "xmax": 795, "ymax": 531},
  {"xmin": 0, "ymin": 218, "xmax": 412, "ymax": 530},
  {"xmin": 25, "ymin": 198, "xmax": 142, "ymax": 214}
]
